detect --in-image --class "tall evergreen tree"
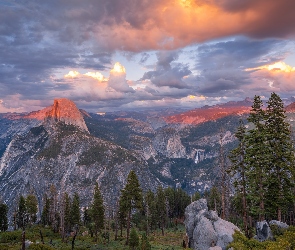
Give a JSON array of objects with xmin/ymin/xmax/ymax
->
[
  {"xmin": 265, "ymin": 92, "xmax": 295, "ymax": 220},
  {"xmin": 25, "ymin": 194, "xmax": 38, "ymax": 225},
  {"xmin": 120, "ymin": 170, "xmax": 142, "ymax": 245},
  {"xmin": 245, "ymin": 95, "xmax": 268, "ymax": 221},
  {"xmin": 140, "ymin": 232, "xmax": 151, "ymax": 250},
  {"xmin": 17, "ymin": 196, "xmax": 27, "ymax": 229},
  {"xmin": 207, "ymin": 186, "xmax": 221, "ymax": 213},
  {"xmin": 64, "ymin": 193, "xmax": 72, "ymax": 233},
  {"xmin": 129, "ymin": 227, "xmax": 139, "ymax": 250},
  {"xmin": 144, "ymin": 190, "xmax": 156, "ymax": 234},
  {"xmin": 229, "ymin": 120, "xmax": 249, "ymax": 237},
  {"xmin": 41, "ymin": 194, "xmax": 50, "ymax": 226},
  {"xmin": 0, "ymin": 202, "xmax": 8, "ymax": 231},
  {"xmin": 71, "ymin": 193, "xmax": 80, "ymax": 227},
  {"xmin": 155, "ymin": 186, "xmax": 167, "ymax": 236},
  {"xmin": 90, "ymin": 183, "xmax": 105, "ymax": 241}
]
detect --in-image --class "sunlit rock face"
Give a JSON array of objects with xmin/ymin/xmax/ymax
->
[
  {"xmin": 30, "ymin": 98, "xmax": 89, "ymax": 132},
  {"xmin": 165, "ymin": 98, "xmax": 253, "ymax": 125}
]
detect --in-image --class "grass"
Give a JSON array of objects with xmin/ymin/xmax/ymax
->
[{"xmin": 0, "ymin": 224, "xmax": 189, "ymax": 250}]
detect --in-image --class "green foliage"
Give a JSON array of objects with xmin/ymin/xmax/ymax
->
[
  {"xmin": 229, "ymin": 93, "xmax": 295, "ymax": 221},
  {"xmin": 206, "ymin": 186, "xmax": 221, "ymax": 213},
  {"xmin": 90, "ymin": 183, "xmax": 105, "ymax": 238},
  {"xmin": 41, "ymin": 195, "xmax": 50, "ymax": 226},
  {"xmin": 17, "ymin": 196, "xmax": 27, "ymax": 229},
  {"xmin": 129, "ymin": 228, "xmax": 139, "ymax": 249},
  {"xmin": 71, "ymin": 193, "xmax": 80, "ymax": 227},
  {"xmin": 26, "ymin": 194, "xmax": 38, "ymax": 225},
  {"xmin": 28, "ymin": 244, "xmax": 55, "ymax": 250},
  {"xmin": 0, "ymin": 203, "xmax": 8, "ymax": 231},
  {"xmin": 191, "ymin": 191, "xmax": 201, "ymax": 202},
  {"xmin": 140, "ymin": 232, "xmax": 151, "ymax": 250},
  {"xmin": 228, "ymin": 228, "xmax": 295, "ymax": 250},
  {"xmin": 0, "ymin": 230, "xmax": 22, "ymax": 243}
]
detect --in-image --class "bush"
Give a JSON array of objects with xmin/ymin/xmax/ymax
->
[
  {"xmin": 0, "ymin": 231, "xmax": 22, "ymax": 243},
  {"xmin": 28, "ymin": 244, "xmax": 55, "ymax": 250}
]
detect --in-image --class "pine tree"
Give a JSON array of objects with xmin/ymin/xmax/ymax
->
[
  {"xmin": 245, "ymin": 95, "xmax": 268, "ymax": 221},
  {"xmin": 90, "ymin": 183, "xmax": 105, "ymax": 241},
  {"xmin": 26, "ymin": 194, "xmax": 38, "ymax": 225},
  {"xmin": 207, "ymin": 186, "xmax": 221, "ymax": 213},
  {"xmin": 71, "ymin": 193, "xmax": 80, "ymax": 228},
  {"xmin": 120, "ymin": 170, "xmax": 142, "ymax": 245},
  {"xmin": 192, "ymin": 191, "xmax": 201, "ymax": 202},
  {"xmin": 144, "ymin": 190, "xmax": 156, "ymax": 234},
  {"xmin": 140, "ymin": 232, "xmax": 151, "ymax": 250},
  {"xmin": 49, "ymin": 185, "xmax": 59, "ymax": 232},
  {"xmin": 64, "ymin": 193, "xmax": 72, "ymax": 234},
  {"xmin": 155, "ymin": 186, "xmax": 167, "ymax": 236},
  {"xmin": 17, "ymin": 196, "xmax": 27, "ymax": 229},
  {"xmin": 129, "ymin": 227, "xmax": 139, "ymax": 250},
  {"xmin": 41, "ymin": 194, "xmax": 50, "ymax": 226},
  {"xmin": 229, "ymin": 120, "xmax": 249, "ymax": 237},
  {"xmin": 0, "ymin": 202, "xmax": 8, "ymax": 231},
  {"xmin": 265, "ymin": 92, "xmax": 295, "ymax": 221}
]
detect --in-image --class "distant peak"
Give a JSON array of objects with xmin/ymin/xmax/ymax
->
[{"xmin": 45, "ymin": 98, "xmax": 89, "ymax": 132}]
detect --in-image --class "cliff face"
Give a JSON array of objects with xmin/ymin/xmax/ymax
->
[
  {"xmin": 0, "ymin": 121, "xmax": 160, "ymax": 221},
  {"xmin": 45, "ymin": 99, "xmax": 89, "ymax": 132}
]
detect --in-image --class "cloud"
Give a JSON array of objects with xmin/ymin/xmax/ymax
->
[
  {"xmin": 188, "ymin": 38, "xmax": 294, "ymax": 98},
  {"xmin": 2, "ymin": 0, "xmax": 295, "ymax": 53},
  {"xmin": 141, "ymin": 51, "xmax": 191, "ymax": 89}
]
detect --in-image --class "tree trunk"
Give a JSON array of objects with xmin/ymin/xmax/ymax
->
[
  {"xmin": 22, "ymin": 230, "xmax": 25, "ymax": 250},
  {"xmin": 40, "ymin": 229, "xmax": 44, "ymax": 244},
  {"xmin": 126, "ymin": 210, "xmax": 131, "ymax": 245}
]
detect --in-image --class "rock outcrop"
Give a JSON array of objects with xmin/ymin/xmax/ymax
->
[
  {"xmin": 184, "ymin": 199, "xmax": 240, "ymax": 250},
  {"xmin": 44, "ymin": 98, "xmax": 89, "ymax": 132},
  {"xmin": 255, "ymin": 220, "xmax": 289, "ymax": 242}
]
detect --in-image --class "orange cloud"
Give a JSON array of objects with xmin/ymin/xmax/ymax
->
[
  {"xmin": 246, "ymin": 61, "xmax": 295, "ymax": 73},
  {"xmin": 247, "ymin": 61, "xmax": 295, "ymax": 93},
  {"xmin": 91, "ymin": 0, "xmax": 295, "ymax": 51}
]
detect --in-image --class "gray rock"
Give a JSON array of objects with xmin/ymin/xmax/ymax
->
[
  {"xmin": 184, "ymin": 199, "xmax": 208, "ymax": 246},
  {"xmin": 184, "ymin": 199, "xmax": 240, "ymax": 250},
  {"xmin": 214, "ymin": 218, "xmax": 240, "ymax": 250},
  {"xmin": 256, "ymin": 221, "xmax": 273, "ymax": 241},
  {"xmin": 204, "ymin": 210, "xmax": 219, "ymax": 221},
  {"xmin": 209, "ymin": 247, "xmax": 222, "ymax": 250},
  {"xmin": 193, "ymin": 216, "xmax": 218, "ymax": 250},
  {"xmin": 269, "ymin": 220, "xmax": 289, "ymax": 229},
  {"xmin": 25, "ymin": 240, "xmax": 33, "ymax": 249}
]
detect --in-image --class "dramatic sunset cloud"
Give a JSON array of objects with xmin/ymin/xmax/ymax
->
[{"xmin": 0, "ymin": 0, "xmax": 295, "ymax": 112}]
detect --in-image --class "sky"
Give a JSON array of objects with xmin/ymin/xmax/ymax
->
[{"xmin": 1, "ymin": 0, "xmax": 295, "ymax": 113}]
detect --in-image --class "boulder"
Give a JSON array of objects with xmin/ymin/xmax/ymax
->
[
  {"xmin": 184, "ymin": 199, "xmax": 208, "ymax": 246},
  {"xmin": 269, "ymin": 220, "xmax": 289, "ymax": 229},
  {"xmin": 256, "ymin": 221, "xmax": 273, "ymax": 241},
  {"xmin": 25, "ymin": 240, "xmax": 33, "ymax": 249},
  {"xmin": 184, "ymin": 199, "xmax": 240, "ymax": 250},
  {"xmin": 193, "ymin": 216, "xmax": 218, "ymax": 250},
  {"xmin": 214, "ymin": 218, "xmax": 240, "ymax": 249}
]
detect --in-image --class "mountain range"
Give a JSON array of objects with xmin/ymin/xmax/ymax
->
[{"xmin": 1, "ymin": 97, "xmax": 295, "ymax": 220}]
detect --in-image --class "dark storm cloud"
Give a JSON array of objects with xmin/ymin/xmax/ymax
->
[
  {"xmin": 191, "ymin": 38, "xmax": 290, "ymax": 97},
  {"xmin": 141, "ymin": 51, "xmax": 191, "ymax": 89}
]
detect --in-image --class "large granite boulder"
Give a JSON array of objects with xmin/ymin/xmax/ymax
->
[
  {"xmin": 255, "ymin": 221, "xmax": 273, "ymax": 242},
  {"xmin": 184, "ymin": 199, "xmax": 240, "ymax": 250}
]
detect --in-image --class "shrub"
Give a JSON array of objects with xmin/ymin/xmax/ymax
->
[
  {"xmin": 0, "ymin": 231, "xmax": 22, "ymax": 243},
  {"xmin": 28, "ymin": 244, "xmax": 55, "ymax": 250}
]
